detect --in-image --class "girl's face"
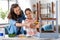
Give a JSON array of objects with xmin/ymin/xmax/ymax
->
[
  {"xmin": 14, "ymin": 7, "xmax": 21, "ymax": 15},
  {"xmin": 25, "ymin": 10, "xmax": 32, "ymax": 19}
]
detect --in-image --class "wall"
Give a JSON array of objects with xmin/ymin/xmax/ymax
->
[
  {"xmin": 58, "ymin": 0, "xmax": 60, "ymax": 25},
  {"xmin": 18, "ymin": 0, "xmax": 32, "ymax": 11}
]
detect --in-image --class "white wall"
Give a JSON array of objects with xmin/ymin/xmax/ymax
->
[
  {"xmin": 58, "ymin": 0, "xmax": 60, "ymax": 25},
  {"xmin": 18, "ymin": 0, "xmax": 37, "ymax": 11},
  {"xmin": 29, "ymin": 0, "xmax": 37, "ymax": 10},
  {"xmin": 18, "ymin": 0, "xmax": 32, "ymax": 11}
]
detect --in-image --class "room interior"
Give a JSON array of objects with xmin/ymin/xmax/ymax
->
[{"xmin": 0, "ymin": 0, "xmax": 60, "ymax": 40}]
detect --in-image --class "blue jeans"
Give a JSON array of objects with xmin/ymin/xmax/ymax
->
[
  {"xmin": 5, "ymin": 26, "xmax": 26, "ymax": 35},
  {"xmin": 17, "ymin": 27, "xmax": 26, "ymax": 35}
]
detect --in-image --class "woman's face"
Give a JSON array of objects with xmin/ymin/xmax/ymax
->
[
  {"xmin": 14, "ymin": 7, "xmax": 21, "ymax": 15},
  {"xmin": 25, "ymin": 10, "xmax": 32, "ymax": 19}
]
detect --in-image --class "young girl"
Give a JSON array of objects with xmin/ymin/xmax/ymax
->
[{"xmin": 24, "ymin": 8, "xmax": 40, "ymax": 36}]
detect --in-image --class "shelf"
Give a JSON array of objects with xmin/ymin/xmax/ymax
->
[
  {"xmin": 0, "ymin": 23, "xmax": 9, "ymax": 28},
  {"xmin": 41, "ymin": 18, "xmax": 56, "ymax": 20},
  {"xmin": 0, "ymin": 23, "xmax": 9, "ymax": 25}
]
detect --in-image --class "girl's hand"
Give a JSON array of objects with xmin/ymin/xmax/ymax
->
[
  {"xmin": 30, "ymin": 23, "xmax": 35, "ymax": 28},
  {"xmin": 23, "ymin": 23, "xmax": 30, "ymax": 28}
]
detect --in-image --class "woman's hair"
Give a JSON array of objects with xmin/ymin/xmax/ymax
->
[
  {"xmin": 8, "ymin": 4, "xmax": 23, "ymax": 20},
  {"xmin": 25, "ymin": 8, "xmax": 32, "ymax": 13}
]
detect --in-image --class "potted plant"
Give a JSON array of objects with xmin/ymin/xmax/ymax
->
[{"xmin": 0, "ymin": 8, "xmax": 8, "ymax": 19}]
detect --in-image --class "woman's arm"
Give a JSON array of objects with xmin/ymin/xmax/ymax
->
[
  {"xmin": 15, "ymin": 23, "xmax": 23, "ymax": 27},
  {"xmin": 9, "ymin": 19, "xmax": 24, "ymax": 27},
  {"xmin": 15, "ymin": 22, "xmax": 30, "ymax": 27}
]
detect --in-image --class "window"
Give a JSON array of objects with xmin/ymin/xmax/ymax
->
[{"xmin": 0, "ymin": 0, "xmax": 17, "ymax": 24}]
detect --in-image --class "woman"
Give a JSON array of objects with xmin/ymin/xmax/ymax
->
[{"xmin": 6, "ymin": 4, "xmax": 26, "ymax": 35}]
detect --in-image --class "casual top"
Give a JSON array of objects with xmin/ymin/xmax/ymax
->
[
  {"xmin": 6, "ymin": 12, "xmax": 26, "ymax": 34},
  {"xmin": 24, "ymin": 18, "xmax": 37, "ymax": 36}
]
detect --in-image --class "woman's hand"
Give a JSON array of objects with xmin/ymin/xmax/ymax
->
[
  {"xmin": 15, "ymin": 23, "xmax": 23, "ymax": 27},
  {"xmin": 15, "ymin": 22, "xmax": 30, "ymax": 27},
  {"xmin": 23, "ymin": 23, "xmax": 30, "ymax": 28}
]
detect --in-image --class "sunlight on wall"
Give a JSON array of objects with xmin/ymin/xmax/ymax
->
[
  {"xmin": 0, "ymin": 1, "xmax": 8, "ymax": 11},
  {"xmin": 18, "ymin": 0, "xmax": 32, "ymax": 11},
  {"xmin": 0, "ymin": 1, "xmax": 16, "ymax": 23}
]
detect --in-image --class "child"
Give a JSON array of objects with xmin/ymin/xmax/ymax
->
[{"xmin": 24, "ymin": 8, "xmax": 40, "ymax": 36}]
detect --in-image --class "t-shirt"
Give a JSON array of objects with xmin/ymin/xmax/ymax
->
[{"xmin": 24, "ymin": 18, "xmax": 37, "ymax": 36}]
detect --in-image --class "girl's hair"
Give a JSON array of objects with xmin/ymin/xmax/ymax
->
[
  {"xmin": 25, "ymin": 8, "xmax": 32, "ymax": 13},
  {"xmin": 8, "ymin": 4, "xmax": 23, "ymax": 20}
]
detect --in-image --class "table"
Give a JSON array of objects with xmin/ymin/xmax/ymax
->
[{"xmin": 0, "ymin": 35, "xmax": 40, "ymax": 40}]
